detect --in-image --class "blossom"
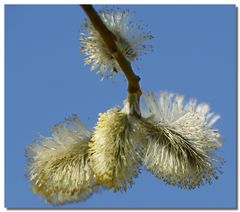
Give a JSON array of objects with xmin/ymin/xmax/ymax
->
[
  {"xmin": 80, "ymin": 7, "xmax": 153, "ymax": 78},
  {"xmin": 26, "ymin": 115, "xmax": 96, "ymax": 205},
  {"xmin": 139, "ymin": 92, "xmax": 223, "ymax": 189},
  {"xmin": 89, "ymin": 94, "xmax": 144, "ymax": 191}
]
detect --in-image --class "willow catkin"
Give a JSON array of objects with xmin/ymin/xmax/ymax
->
[
  {"xmin": 139, "ymin": 92, "xmax": 223, "ymax": 189},
  {"xmin": 80, "ymin": 7, "xmax": 153, "ymax": 77},
  {"xmin": 26, "ymin": 115, "xmax": 96, "ymax": 205},
  {"xmin": 89, "ymin": 94, "xmax": 144, "ymax": 192}
]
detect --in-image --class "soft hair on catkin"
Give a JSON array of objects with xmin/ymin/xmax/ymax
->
[
  {"xmin": 89, "ymin": 107, "xmax": 143, "ymax": 192},
  {"xmin": 80, "ymin": 7, "xmax": 152, "ymax": 78},
  {"xmin": 139, "ymin": 92, "xmax": 223, "ymax": 189},
  {"xmin": 26, "ymin": 115, "xmax": 96, "ymax": 205}
]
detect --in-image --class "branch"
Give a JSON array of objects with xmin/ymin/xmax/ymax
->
[{"xmin": 81, "ymin": 5, "xmax": 141, "ymax": 95}]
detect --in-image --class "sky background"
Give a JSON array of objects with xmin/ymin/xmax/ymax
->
[{"xmin": 5, "ymin": 5, "xmax": 236, "ymax": 208}]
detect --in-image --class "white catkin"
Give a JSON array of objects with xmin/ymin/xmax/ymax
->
[
  {"xmin": 139, "ymin": 91, "xmax": 223, "ymax": 189},
  {"xmin": 89, "ymin": 94, "xmax": 144, "ymax": 191},
  {"xmin": 80, "ymin": 7, "xmax": 153, "ymax": 78},
  {"xmin": 26, "ymin": 114, "xmax": 97, "ymax": 205}
]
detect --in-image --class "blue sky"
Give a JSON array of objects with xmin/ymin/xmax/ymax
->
[{"xmin": 5, "ymin": 5, "xmax": 236, "ymax": 208}]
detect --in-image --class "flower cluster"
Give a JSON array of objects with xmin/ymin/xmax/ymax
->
[
  {"xmin": 26, "ymin": 92, "xmax": 222, "ymax": 204},
  {"xmin": 89, "ymin": 107, "xmax": 143, "ymax": 192},
  {"xmin": 139, "ymin": 92, "xmax": 223, "ymax": 189},
  {"xmin": 80, "ymin": 7, "xmax": 153, "ymax": 78},
  {"xmin": 26, "ymin": 115, "xmax": 96, "ymax": 204},
  {"xmin": 26, "ymin": 7, "xmax": 223, "ymax": 205}
]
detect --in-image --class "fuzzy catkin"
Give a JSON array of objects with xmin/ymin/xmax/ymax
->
[
  {"xmin": 89, "ymin": 107, "xmax": 143, "ymax": 191},
  {"xmin": 139, "ymin": 92, "xmax": 223, "ymax": 189},
  {"xmin": 26, "ymin": 115, "xmax": 96, "ymax": 205},
  {"xmin": 80, "ymin": 7, "xmax": 153, "ymax": 77}
]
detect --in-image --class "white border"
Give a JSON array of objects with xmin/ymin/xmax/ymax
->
[
  {"xmin": 0, "ymin": 0, "xmax": 240, "ymax": 4},
  {"xmin": 0, "ymin": 0, "xmax": 4, "ymax": 211},
  {"xmin": 0, "ymin": 1, "xmax": 239, "ymax": 212}
]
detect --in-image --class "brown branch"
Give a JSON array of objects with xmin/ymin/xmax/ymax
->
[{"xmin": 81, "ymin": 5, "xmax": 141, "ymax": 95}]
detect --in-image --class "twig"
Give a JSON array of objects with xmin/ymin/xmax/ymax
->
[{"xmin": 81, "ymin": 5, "xmax": 141, "ymax": 95}]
